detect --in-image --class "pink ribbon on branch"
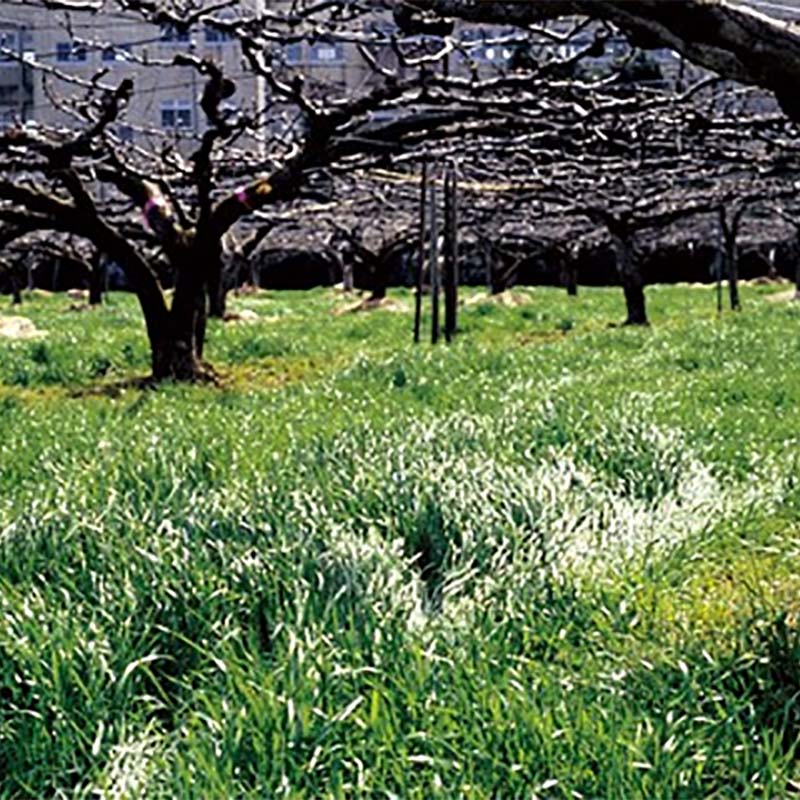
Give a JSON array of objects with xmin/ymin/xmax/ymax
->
[
  {"xmin": 141, "ymin": 195, "xmax": 168, "ymax": 229},
  {"xmin": 234, "ymin": 186, "xmax": 251, "ymax": 208}
]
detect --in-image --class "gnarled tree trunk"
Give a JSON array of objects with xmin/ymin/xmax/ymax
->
[
  {"xmin": 726, "ymin": 234, "xmax": 740, "ymax": 311},
  {"xmin": 149, "ymin": 240, "xmax": 211, "ymax": 381},
  {"xmin": 151, "ymin": 336, "xmax": 200, "ymax": 381},
  {"xmin": 150, "ymin": 298, "xmax": 208, "ymax": 381},
  {"xmin": 207, "ymin": 268, "xmax": 227, "ymax": 318},
  {"xmin": 206, "ymin": 240, "xmax": 227, "ymax": 319},
  {"xmin": 610, "ymin": 227, "xmax": 648, "ymax": 325},
  {"xmin": 559, "ymin": 249, "xmax": 578, "ymax": 296},
  {"xmin": 719, "ymin": 207, "xmax": 742, "ymax": 311},
  {"xmin": 11, "ymin": 275, "xmax": 22, "ymax": 305},
  {"xmin": 369, "ymin": 247, "xmax": 395, "ymax": 301},
  {"xmin": 622, "ymin": 280, "xmax": 648, "ymax": 325},
  {"xmin": 88, "ymin": 252, "xmax": 105, "ymax": 306}
]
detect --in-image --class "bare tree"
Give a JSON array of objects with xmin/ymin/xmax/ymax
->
[
  {"xmin": 393, "ymin": 0, "xmax": 800, "ymax": 120},
  {"xmin": 0, "ymin": 1, "xmax": 528, "ymax": 379},
  {"xmin": 3, "ymin": 0, "xmax": 800, "ymax": 376}
]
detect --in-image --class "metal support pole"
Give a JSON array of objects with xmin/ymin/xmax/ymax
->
[
  {"xmin": 429, "ymin": 178, "xmax": 440, "ymax": 345},
  {"xmin": 443, "ymin": 160, "xmax": 459, "ymax": 342},
  {"xmin": 413, "ymin": 159, "xmax": 428, "ymax": 344}
]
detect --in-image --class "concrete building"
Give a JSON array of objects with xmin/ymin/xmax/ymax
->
[
  {"xmin": 0, "ymin": 2, "xmax": 379, "ymax": 142},
  {"xmin": 1, "ymin": 2, "xmax": 797, "ymax": 137},
  {"xmin": 0, "ymin": 20, "xmax": 33, "ymax": 127}
]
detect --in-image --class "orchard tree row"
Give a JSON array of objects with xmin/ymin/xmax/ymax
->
[{"xmin": 1, "ymin": 0, "xmax": 799, "ymax": 378}]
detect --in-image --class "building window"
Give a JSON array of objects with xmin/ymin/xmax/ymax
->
[
  {"xmin": 204, "ymin": 25, "xmax": 231, "ymax": 44},
  {"xmin": 309, "ymin": 42, "xmax": 344, "ymax": 64},
  {"xmin": 283, "ymin": 42, "xmax": 303, "ymax": 64},
  {"xmin": 161, "ymin": 100, "xmax": 192, "ymax": 130},
  {"xmin": 56, "ymin": 42, "xmax": 87, "ymax": 62},
  {"xmin": 160, "ymin": 24, "xmax": 191, "ymax": 44}
]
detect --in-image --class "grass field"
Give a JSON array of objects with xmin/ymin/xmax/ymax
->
[{"xmin": 1, "ymin": 285, "xmax": 800, "ymax": 798}]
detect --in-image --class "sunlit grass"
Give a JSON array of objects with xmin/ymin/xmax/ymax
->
[{"xmin": 1, "ymin": 284, "xmax": 799, "ymax": 797}]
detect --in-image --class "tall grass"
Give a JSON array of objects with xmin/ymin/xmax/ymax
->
[{"xmin": 1, "ymin": 285, "xmax": 799, "ymax": 797}]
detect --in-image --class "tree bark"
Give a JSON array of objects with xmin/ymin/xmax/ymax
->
[
  {"xmin": 88, "ymin": 253, "xmax": 105, "ymax": 305},
  {"xmin": 195, "ymin": 290, "xmax": 207, "ymax": 361},
  {"xmin": 611, "ymin": 228, "xmax": 648, "ymax": 325},
  {"xmin": 369, "ymin": 273, "xmax": 388, "ymax": 301},
  {"xmin": 719, "ymin": 209, "xmax": 741, "ymax": 312},
  {"xmin": 151, "ymin": 336, "xmax": 203, "ymax": 382},
  {"xmin": 622, "ymin": 282, "xmax": 648, "ymax": 325},
  {"xmin": 11, "ymin": 275, "xmax": 22, "ymax": 305},
  {"xmin": 146, "ymin": 299, "xmax": 210, "ymax": 382},
  {"xmin": 342, "ymin": 261, "xmax": 354, "ymax": 293},
  {"xmin": 207, "ymin": 241, "xmax": 227, "ymax": 319},
  {"xmin": 207, "ymin": 267, "xmax": 227, "ymax": 318},
  {"xmin": 560, "ymin": 253, "xmax": 578, "ymax": 296},
  {"xmin": 369, "ymin": 242, "xmax": 400, "ymax": 302},
  {"xmin": 483, "ymin": 238, "xmax": 495, "ymax": 293},
  {"xmin": 150, "ymin": 289, "xmax": 208, "ymax": 381},
  {"xmin": 150, "ymin": 239, "xmax": 210, "ymax": 381},
  {"xmin": 726, "ymin": 234, "xmax": 740, "ymax": 311}
]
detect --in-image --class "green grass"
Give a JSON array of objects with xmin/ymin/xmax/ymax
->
[{"xmin": 1, "ymin": 284, "xmax": 800, "ymax": 797}]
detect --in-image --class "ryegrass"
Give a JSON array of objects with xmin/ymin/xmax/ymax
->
[{"xmin": 1, "ymin": 284, "xmax": 799, "ymax": 797}]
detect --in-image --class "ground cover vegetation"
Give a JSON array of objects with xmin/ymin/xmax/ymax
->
[{"xmin": 1, "ymin": 286, "xmax": 800, "ymax": 797}]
